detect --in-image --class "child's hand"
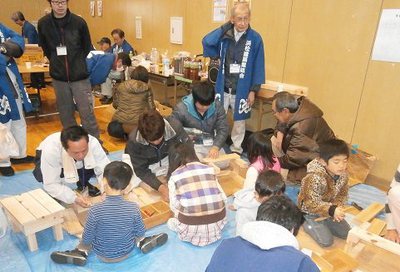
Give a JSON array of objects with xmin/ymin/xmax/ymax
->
[
  {"xmin": 228, "ymin": 204, "xmax": 237, "ymax": 211},
  {"xmin": 158, "ymin": 184, "xmax": 169, "ymax": 202},
  {"xmin": 333, "ymin": 206, "xmax": 345, "ymax": 222},
  {"xmin": 75, "ymin": 195, "xmax": 91, "ymax": 208},
  {"xmin": 385, "ymin": 229, "xmax": 400, "ymax": 243}
]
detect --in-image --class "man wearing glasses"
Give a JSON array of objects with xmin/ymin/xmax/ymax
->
[{"xmin": 38, "ymin": 1, "xmax": 105, "ymax": 151}]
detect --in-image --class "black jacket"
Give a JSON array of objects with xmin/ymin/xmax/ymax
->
[
  {"xmin": 38, "ymin": 10, "xmax": 92, "ymax": 82},
  {"xmin": 125, "ymin": 117, "xmax": 191, "ymax": 190}
]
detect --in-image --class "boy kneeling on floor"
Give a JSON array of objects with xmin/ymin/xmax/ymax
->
[
  {"xmin": 298, "ymin": 139, "xmax": 350, "ymax": 247},
  {"xmin": 51, "ymin": 161, "xmax": 168, "ymax": 266}
]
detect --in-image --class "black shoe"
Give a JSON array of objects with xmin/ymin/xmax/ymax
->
[
  {"xmin": 76, "ymin": 182, "xmax": 101, "ymax": 197},
  {"xmin": 10, "ymin": 155, "xmax": 35, "ymax": 164},
  {"xmin": 139, "ymin": 233, "xmax": 168, "ymax": 254},
  {"xmin": 101, "ymin": 97, "xmax": 113, "ymax": 105},
  {"xmin": 0, "ymin": 166, "xmax": 15, "ymax": 176},
  {"xmin": 51, "ymin": 248, "xmax": 87, "ymax": 266},
  {"xmin": 99, "ymin": 96, "xmax": 108, "ymax": 102}
]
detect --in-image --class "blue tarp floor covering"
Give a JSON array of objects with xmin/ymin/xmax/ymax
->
[{"xmin": 0, "ymin": 151, "xmax": 387, "ymax": 272}]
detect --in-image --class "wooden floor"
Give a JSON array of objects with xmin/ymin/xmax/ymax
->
[{"xmin": 11, "ymin": 86, "xmax": 400, "ymax": 271}]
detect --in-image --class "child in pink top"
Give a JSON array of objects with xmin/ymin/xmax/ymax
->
[{"xmin": 243, "ymin": 132, "xmax": 281, "ymax": 189}]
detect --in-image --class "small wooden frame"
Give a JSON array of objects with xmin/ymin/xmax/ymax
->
[
  {"xmin": 0, "ymin": 189, "xmax": 65, "ymax": 251},
  {"xmin": 141, "ymin": 201, "xmax": 172, "ymax": 229},
  {"xmin": 346, "ymin": 226, "xmax": 400, "ymax": 257},
  {"xmin": 353, "ymin": 202, "xmax": 384, "ymax": 225}
]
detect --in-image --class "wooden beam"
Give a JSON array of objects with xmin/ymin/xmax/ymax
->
[
  {"xmin": 347, "ymin": 226, "xmax": 400, "ymax": 256},
  {"xmin": 367, "ymin": 218, "xmax": 386, "ymax": 236},
  {"xmin": 201, "ymin": 153, "xmax": 240, "ymax": 163},
  {"xmin": 353, "ymin": 203, "xmax": 384, "ymax": 225}
]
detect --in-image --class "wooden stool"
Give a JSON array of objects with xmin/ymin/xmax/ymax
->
[{"xmin": 0, "ymin": 189, "xmax": 65, "ymax": 251}]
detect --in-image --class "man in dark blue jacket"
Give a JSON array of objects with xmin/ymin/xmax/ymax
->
[
  {"xmin": 206, "ymin": 195, "xmax": 320, "ymax": 272},
  {"xmin": 38, "ymin": 0, "xmax": 103, "ymax": 147},
  {"xmin": 11, "ymin": 11, "xmax": 38, "ymax": 44}
]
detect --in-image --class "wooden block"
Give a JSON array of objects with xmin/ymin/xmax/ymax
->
[
  {"xmin": 353, "ymin": 202, "xmax": 384, "ymax": 225},
  {"xmin": 62, "ymin": 208, "xmax": 84, "ymax": 237},
  {"xmin": 27, "ymin": 233, "xmax": 38, "ymax": 252},
  {"xmin": 347, "ymin": 226, "xmax": 400, "ymax": 256},
  {"xmin": 53, "ymin": 224, "xmax": 63, "ymax": 241},
  {"xmin": 321, "ymin": 249, "xmax": 359, "ymax": 272},
  {"xmin": 367, "ymin": 218, "xmax": 386, "ymax": 235},
  {"xmin": 229, "ymin": 159, "xmax": 248, "ymax": 178},
  {"xmin": 202, "ymin": 153, "xmax": 240, "ymax": 163},
  {"xmin": 311, "ymin": 252, "xmax": 334, "ymax": 272},
  {"xmin": 217, "ymin": 171, "xmax": 244, "ymax": 196}
]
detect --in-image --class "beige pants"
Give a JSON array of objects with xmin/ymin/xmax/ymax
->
[{"xmin": 388, "ymin": 185, "xmax": 400, "ymax": 233}]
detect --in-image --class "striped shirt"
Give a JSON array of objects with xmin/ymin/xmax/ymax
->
[{"xmin": 82, "ymin": 195, "xmax": 145, "ymax": 259}]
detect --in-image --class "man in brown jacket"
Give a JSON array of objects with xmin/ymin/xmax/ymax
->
[{"xmin": 271, "ymin": 91, "xmax": 335, "ymax": 182}]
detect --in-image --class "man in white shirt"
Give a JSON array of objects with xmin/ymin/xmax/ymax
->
[{"xmin": 33, "ymin": 126, "xmax": 110, "ymax": 207}]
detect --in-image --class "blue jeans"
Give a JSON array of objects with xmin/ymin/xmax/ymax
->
[{"xmin": 303, "ymin": 214, "xmax": 350, "ymax": 247}]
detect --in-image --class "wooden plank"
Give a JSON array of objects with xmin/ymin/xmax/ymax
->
[
  {"xmin": 201, "ymin": 153, "xmax": 240, "ymax": 163},
  {"xmin": 311, "ymin": 252, "xmax": 334, "ymax": 272},
  {"xmin": 27, "ymin": 233, "xmax": 38, "ymax": 252},
  {"xmin": 52, "ymin": 224, "xmax": 63, "ymax": 241},
  {"xmin": 23, "ymin": 215, "xmax": 64, "ymax": 236},
  {"xmin": 347, "ymin": 226, "xmax": 400, "ymax": 256},
  {"xmin": 218, "ymin": 171, "xmax": 244, "ymax": 196},
  {"xmin": 229, "ymin": 159, "xmax": 248, "ymax": 178},
  {"xmin": 28, "ymin": 189, "xmax": 64, "ymax": 214},
  {"xmin": 62, "ymin": 208, "xmax": 84, "ymax": 237},
  {"xmin": 367, "ymin": 218, "xmax": 386, "ymax": 236},
  {"xmin": 0, "ymin": 197, "xmax": 36, "ymax": 225},
  {"xmin": 321, "ymin": 249, "xmax": 359, "ymax": 272},
  {"xmin": 16, "ymin": 192, "xmax": 51, "ymax": 219},
  {"xmin": 353, "ymin": 202, "xmax": 384, "ymax": 225}
]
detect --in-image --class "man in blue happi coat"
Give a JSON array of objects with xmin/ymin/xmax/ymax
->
[{"xmin": 202, "ymin": 2, "xmax": 265, "ymax": 154}]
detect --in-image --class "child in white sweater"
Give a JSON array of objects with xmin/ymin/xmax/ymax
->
[{"xmin": 234, "ymin": 170, "xmax": 285, "ymax": 235}]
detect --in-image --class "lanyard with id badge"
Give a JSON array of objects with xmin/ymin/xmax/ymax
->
[{"xmin": 56, "ymin": 44, "xmax": 67, "ymax": 56}]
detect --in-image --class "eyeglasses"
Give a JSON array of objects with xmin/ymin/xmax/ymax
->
[{"xmin": 51, "ymin": 0, "xmax": 67, "ymax": 5}]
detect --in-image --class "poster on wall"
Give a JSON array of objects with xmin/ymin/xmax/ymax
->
[
  {"xmin": 90, "ymin": 1, "xmax": 95, "ymax": 17},
  {"xmin": 135, "ymin": 16, "xmax": 142, "ymax": 39},
  {"xmin": 213, "ymin": 0, "xmax": 227, "ymax": 22},
  {"xmin": 170, "ymin": 17, "xmax": 183, "ymax": 44},
  {"xmin": 97, "ymin": 0, "xmax": 103, "ymax": 17},
  {"xmin": 372, "ymin": 9, "xmax": 400, "ymax": 62}
]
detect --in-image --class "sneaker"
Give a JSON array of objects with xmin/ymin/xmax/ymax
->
[
  {"xmin": 51, "ymin": 248, "xmax": 87, "ymax": 266},
  {"xmin": 139, "ymin": 233, "xmax": 168, "ymax": 254},
  {"xmin": 10, "ymin": 155, "xmax": 35, "ymax": 164},
  {"xmin": 0, "ymin": 166, "xmax": 15, "ymax": 176},
  {"xmin": 76, "ymin": 182, "xmax": 101, "ymax": 197}
]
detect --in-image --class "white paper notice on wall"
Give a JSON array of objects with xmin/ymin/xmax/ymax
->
[
  {"xmin": 372, "ymin": 9, "xmax": 400, "ymax": 62},
  {"xmin": 135, "ymin": 16, "xmax": 142, "ymax": 39},
  {"xmin": 170, "ymin": 17, "xmax": 183, "ymax": 44}
]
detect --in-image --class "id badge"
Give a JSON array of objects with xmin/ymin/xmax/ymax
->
[
  {"xmin": 229, "ymin": 63, "xmax": 240, "ymax": 74},
  {"xmin": 56, "ymin": 46, "xmax": 67, "ymax": 56}
]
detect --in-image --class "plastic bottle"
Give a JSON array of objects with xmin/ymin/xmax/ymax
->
[
  {"xmin": 163, "ymin": 57, "xmax": 170, "ymax": 76},
  {"xmin": 150, "ymin": 48, "xmax": 159, "ymax": 64}
]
